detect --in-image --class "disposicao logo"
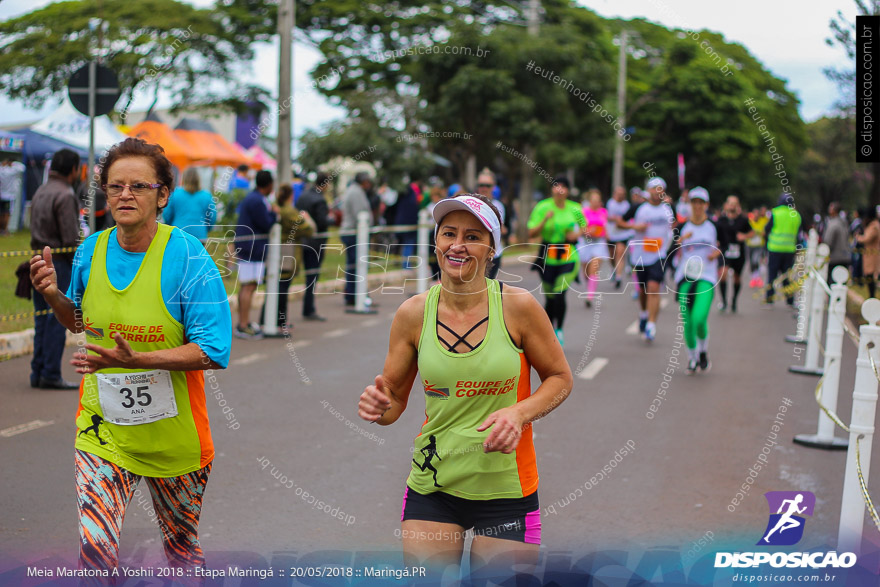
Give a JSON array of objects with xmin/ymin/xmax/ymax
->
[
  {"xmin": 758, "ymin": 491, "xmax": 815, "ymax": 546},
  {"xmin": 715, "ymin": 490, "xmax": 856, "ymax": 569}
]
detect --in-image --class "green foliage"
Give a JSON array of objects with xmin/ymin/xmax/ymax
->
[
  {"xmin": 606, "ymin": 19, "xmax": 806, "ymax": 208},
  {"xmin": 798, "ymin": 116, "xmax": 870, "ymax": 212},
  {"xmin": 0, "ymin": 0, "xmax": 268, "ymax": 116}
]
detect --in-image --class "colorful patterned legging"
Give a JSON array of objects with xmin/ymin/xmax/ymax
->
[{"xmin": 75, "ymin": 449, "xmax": 212, "ymax": 576}]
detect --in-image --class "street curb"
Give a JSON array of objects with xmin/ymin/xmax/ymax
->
[{"xmin": 0, "ymin": 270, "xmax": 414, "ymax": 360}]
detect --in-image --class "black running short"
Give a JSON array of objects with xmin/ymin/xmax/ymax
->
[
  {"xmin": 401, "ymin": 486, "xmax": 541, "ymax": 544},
  {"xmin": 634, "ymin": 259, "xmax": 665, "ymax": 284}
]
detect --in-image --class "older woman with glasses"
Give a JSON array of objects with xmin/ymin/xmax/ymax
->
[{"xmin": 29, "ymin": 137, "xmax": 231, "ymax": 578}]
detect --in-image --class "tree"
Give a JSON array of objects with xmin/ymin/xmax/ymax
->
[
  {"xmin": 825, "ymin": 0, "xmax": 880, "ymax": 207},
  {"xmin": 799, "ymin": 116, "xmax": 870, "ymax": 213},
  {"xmin": 0, "ymin": 0, "xmax": 269, "ymax": 119},
  {"xmin": 610, "ymin": 19, "xmax": 806, "ymax": 209}
]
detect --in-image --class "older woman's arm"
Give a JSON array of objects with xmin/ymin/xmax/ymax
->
[
  {"xmin": 30, "ymin": 246, "xmax": 83, "ymax": 333},
  {"xmin": 477, "ymin": 287, "xmax": 573, "ymax": 454},
  {"xmin": 71, "ymin": 337, "xmax": 221, "ymax": 374}
]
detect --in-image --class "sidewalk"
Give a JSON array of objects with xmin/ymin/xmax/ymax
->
[{"xmin": 0, "ymin": 268, "xmax": 411, "ymax": 360}]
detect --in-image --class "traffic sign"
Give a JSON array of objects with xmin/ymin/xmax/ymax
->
[{"xmin": 68, "ymin": 63, "xmax": 120, "ymax": 116}]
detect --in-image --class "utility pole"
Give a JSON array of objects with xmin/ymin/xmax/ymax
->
[
  {"xmin": 516, "ymin": 0, "xmax": 540, "ymax": 244},
  {"xmin": 277, "ymin": 0, "xmax": 293, "ymax": 186},
  {"xmin": 611, "ymin": 30, "xmax": 627, "ymax": 194}
]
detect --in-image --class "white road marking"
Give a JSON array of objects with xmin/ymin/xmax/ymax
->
[
  {"xmin": 625, "ymin": 321, "xmax": 640, "ymax": 335},
  {"xmin": 660, "ymin": 298, "xmax": 670, "ymax": 309},
  {"xmin": 292, "ymin": 340, "xmax": 312, "ymax": 349},
  {"xmin": 1, "ymin": 419, "xmax": 54, "ymax": 438},
  {"xmin": 324, "ymin": 328, "xmax": 350, "ymax": 338},
  {"xmin": 231, "ymin": 353, "xmax": 265, "ymax": 366},
  {"xmin": 577, "ymin": 358, "xmax": 609, "ymax": 380},
  {"xmin": 362, "ymin": 318, "xmax": 380, "ymax": 327}
]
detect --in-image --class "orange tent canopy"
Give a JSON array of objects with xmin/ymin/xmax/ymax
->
[
  {"xmin": 173, "ymin": 129, "xmax": 255, "ymax": 169},
  {"xmin": 127, "ymin": 121, "xmax": 193, "ymax": 170}
]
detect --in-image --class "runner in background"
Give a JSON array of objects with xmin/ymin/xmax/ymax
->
[
  {"xmin": 527, "ymin": 177, "xmax": 587, "ymax": 345},
  {"xmin": 619, "ymin": 178, "xmax": 675, "ymax": 342},
  {"xmin": 676, "ymin": 188, "xmax": 692, "ymax": 223},
  {"xmin": 606, "ymin": 186, "xmax": 634, "ymax": 290},
  {"xmin": 674, "ymin": 187, "xmax": 720, "ymax": 374},
  {"xmin": 576, "ymin": 189, "xmax": 608, "ymax": 308},
  {"xmin": 747, "ymin": 206, "xmax": 769, "ymax": 288},
  {"xmin": 715, "ymin": 196, "xmax": 754, "ymax": 313}
]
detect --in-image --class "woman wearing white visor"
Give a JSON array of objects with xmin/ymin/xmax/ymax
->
[{"xmin": 358, "ymin": 193, "xmax": 572, "ymax": 580}]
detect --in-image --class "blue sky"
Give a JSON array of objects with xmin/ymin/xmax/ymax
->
[{"xmin": 0, "ymin": 0, "xmax": 853, "ymax": 137}]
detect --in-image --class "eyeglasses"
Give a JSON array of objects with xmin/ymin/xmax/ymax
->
[
  {"xmin": 477, "ymin": 183, "xmax": 494, "ymax": 188},
  {"xmin": 103, "ymin": 183, "xmax": 163, "ymax": 196}
]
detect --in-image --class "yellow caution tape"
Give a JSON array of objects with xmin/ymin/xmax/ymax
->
[
  {"xmin": 0, "ymin": 309, "xmax": 53, "ymax": 322},
  {"xmin": 0, "ymin": 246, "xmax": 78, "ymax": 259}
]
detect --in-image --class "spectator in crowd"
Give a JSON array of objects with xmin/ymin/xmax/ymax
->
[
  {"xmin": 1, "ymin": 158, "xmax": 26, "ymax": 233},
  {"xmin": 228, "ymin": 164, "xmax": 250, "ymax": 191},
  {"xmin": 857, "ymin": 206, "xmax": 880, "ymax": 298},
  {"xmin": 164, "ymin": 168, "xmax": 216, "ymax": 243},
  {"xmin": 395, "ymin": 175, "xmax": 423, "ymax": 269},
  {"xmin": 234, "ymin": 170, "xmax": 278, "ymax": 339},
  {"xmin": 850, "ymin": 209, "xmax": 864, "ymax": 285},
  {"xmin": 261, "ymin": 184, "xmax": 314, "ymax": 330},
  {"xmin": 476, "ymin": 168, "xmax": 506, "ymax": 278},
  {"xmin": 823, "ymin": 201, "xmax": 851, "ymax": 277},
  {"xmin": 29, "ymin": 148, "xmax": 81, "ymax": 389},
  {"xmin": 75, "ymin": 166, "xmax": 112, "ymax": 233},
  {"xmin": 379, "ymin": 177, "xmax": 399, "ymax": 228},
  {"xmin": 297, "ymin": 173, "xmax": 334, "ymax": 321},
  {"xmin": 292, "ymin": 173, "xmax": 305, "ymax": 206},
  {"xmin": 426, "ymin": 180, "xmax": 446, "ymax": 281},
  {"xmin": 341, "ymin": 172, "xmax": 374, "ymax": 307}
]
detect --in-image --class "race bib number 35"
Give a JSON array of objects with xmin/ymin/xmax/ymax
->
[{"xmin": 96, "ymin": 370, "xmax": 177, "ymax": 425}]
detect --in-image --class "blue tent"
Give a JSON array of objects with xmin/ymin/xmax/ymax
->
[
  {"xmin": 14, "ymin": 128, "xmax": 87, "ymax": 166},
  {"xmin": 11, "ymin": 129, "xmax": 87, "ymax": 201}
]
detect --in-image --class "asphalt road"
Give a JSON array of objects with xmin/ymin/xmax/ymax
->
[{"xmin": 1, "ymin": 260, "xmax": 877, "ymax": 582}]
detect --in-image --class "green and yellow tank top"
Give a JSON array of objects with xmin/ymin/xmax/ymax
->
[
  {"xmin": 408, "ymin": 278, "xmax": 537, "ymax": 499},
  {"xmin": 75, "ymin": 224, "xmax": 213, "ymax": 477}
]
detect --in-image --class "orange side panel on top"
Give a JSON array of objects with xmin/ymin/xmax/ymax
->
[
  {"xmin": 185, "ymin": 370, "xmax": 214, "ymax": 468},
  {"xmin": 515, "ymin": 353, "xmax": 539, "ymax": 496},
  {"xmin": 127, "ymin": 121, "xmax": 193, "ymax": 170}
]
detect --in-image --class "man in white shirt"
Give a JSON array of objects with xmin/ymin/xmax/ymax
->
[{"xmin": 620, "ymin": 177, "xmax": 675, "ymax": 342}]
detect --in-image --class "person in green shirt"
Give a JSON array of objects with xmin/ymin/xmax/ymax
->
[{"xmin": 527, "ymin": 177, "xmax": 587, "ymax": 345}]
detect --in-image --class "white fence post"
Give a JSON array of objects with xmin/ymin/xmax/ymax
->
[
  {"xmin": 793, "ymin": 266, "xmax": 850, "ymax": 449},
  {"xmin": 837, "ymin": 299, "xmax": 880, "ymax": 554},
  {"xmin": 416, "ymin": 208, "xmax": 431, "ymax": 294},
  {"xmin": 261, "ymin": 223, "xmax": 281, "ymax": 337},
  {"xmin": 347, "ymin": 210, "xmax": 376, "ymax": 314},
  {"xmin": 790, "ymin": 243, "xmax": 829, "ymax": 376},
  {"xmin": 786, "ymin": 229, "xmax": 818, "ymax": 343}
]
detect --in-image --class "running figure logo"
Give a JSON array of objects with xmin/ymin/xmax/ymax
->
[
  {"xmin": 79, "ymin": 415, "xmax": 108, "ymax": 446},
  {"xmin": 413, "ymin": 434, "xmax": 443, "ymax": 487},
  {"xmin": 423, "ymin": 379, "xmax": 450, "ymax": 399},
  {"xmin": 758, "ymin": 491, "xmax": 815, "ymax": 546}
]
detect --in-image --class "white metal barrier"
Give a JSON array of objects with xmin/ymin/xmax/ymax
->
[
  {"xmin": 785, "ymin": 229, "xmax": 819, "ymax": 344},
  {"xmin": 256, "ymin": 215, "xmax": 435, "ymax": 327},
  {"xmin": 789, "ymin": 242, "xmax": 829, "ymax": 376},
  {"xmin": 838, "ymin": 298, "xmax": 880, "ymax": 553},
  {"xmin": 793, "ymin": 266, "xmax": 850, "ymax": 449}
]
